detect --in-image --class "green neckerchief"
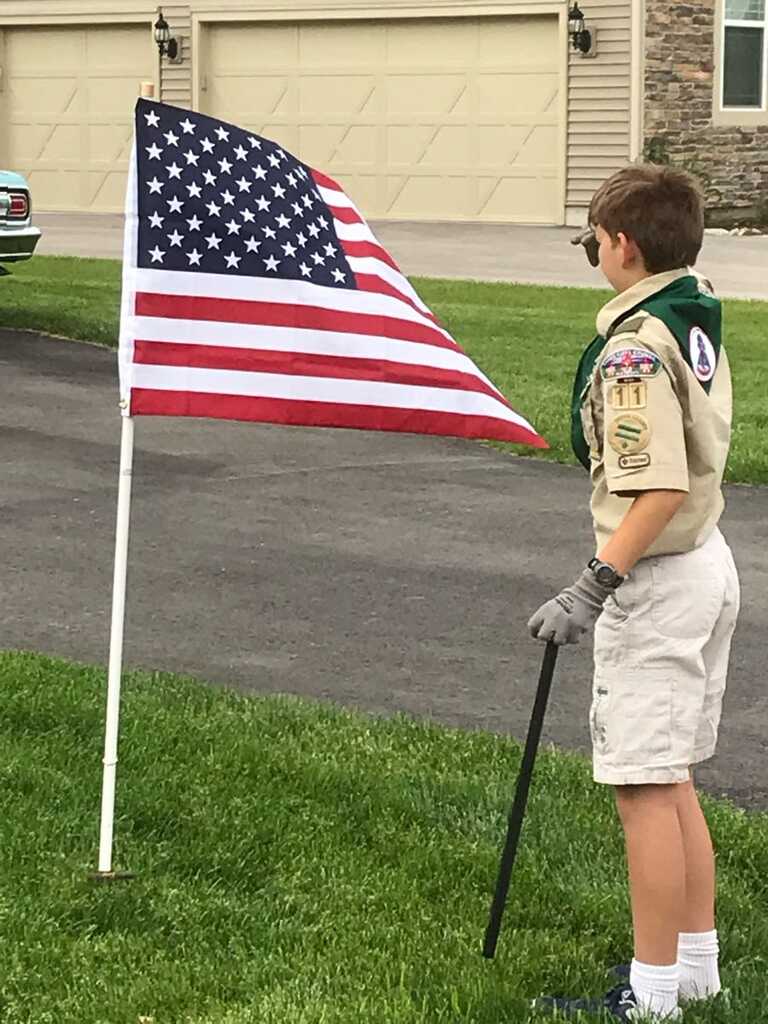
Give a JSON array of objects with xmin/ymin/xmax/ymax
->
[{"xmin": 571, "ymin": 275, "xmax": 722, "ymax": 471}]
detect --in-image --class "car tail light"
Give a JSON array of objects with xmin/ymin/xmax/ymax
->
[{"xmin": 8, "ymin": 191, "xmax": 29, "ymax": 219}]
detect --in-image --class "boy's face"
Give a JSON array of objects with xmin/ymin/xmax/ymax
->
[{"xmin": 594, "ymin": 223, "xmax": 648, "ymax": 293}]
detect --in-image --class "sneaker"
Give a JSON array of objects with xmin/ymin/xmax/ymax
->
[
  {"xmin": 609, "ymin": 963, "xmax": 731, "ymax": 1008},
  {"xmin": 533, "ymin": 982, "xmax": 681, "ymax": 1021}
]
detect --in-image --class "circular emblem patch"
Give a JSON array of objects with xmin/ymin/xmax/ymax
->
[
  {"xmin": 689, "ymin": 327, "xmax": 716, "ymax": 383},
  {"xmin": 608, "ymin": 414, "xmax": 651, "ymax": 455}
]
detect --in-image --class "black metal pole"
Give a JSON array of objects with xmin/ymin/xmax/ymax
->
[{"xmin": 483, "ymin": 640, "xmax": 559, "ymax": 959}]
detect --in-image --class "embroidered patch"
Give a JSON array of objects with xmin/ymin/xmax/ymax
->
[
  {"xmin": 618, "ymin": 453, "xmax": 651, "ymax": 470},
  {"xmin": 601, "ymin": 347, "xmax": 661, "ymax": 382},
  {"xmin": 611, "ymin": 382, "xmax": 648, "ymax": 410},
  {"xmin": 689, "ymin": 326, "xmax": 716, "ymax": 383},
  {"xmin": 608, "ymin": 414, "xmax": 651, "ymax": 454}
]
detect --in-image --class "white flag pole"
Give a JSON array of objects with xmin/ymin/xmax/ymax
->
[
  {"xmin": 90, "ymin": 80, "xmax": 153, "ymax": 882},
  {"xmin": 94, "ymin": 414, "xmax": 136, "ymax": 878}
]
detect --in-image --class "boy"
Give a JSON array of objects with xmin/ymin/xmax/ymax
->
[{"xmin": 527, "ymin": 164, "xmax": 741, "ymax": 1022}]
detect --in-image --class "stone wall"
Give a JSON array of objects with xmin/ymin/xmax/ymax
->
[{"xmin": 644, "ymin": 0, "xmax": 768, "ymax": 222}]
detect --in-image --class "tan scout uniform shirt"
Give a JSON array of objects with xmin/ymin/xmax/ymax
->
[{"xmin": 582, "ymin": 269, "xmax": 732, "ymax": 557}]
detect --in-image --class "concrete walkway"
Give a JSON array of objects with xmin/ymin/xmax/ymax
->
[{"xmin": 35, "ymin": 212, "xmax": 768, "ymax": 300}]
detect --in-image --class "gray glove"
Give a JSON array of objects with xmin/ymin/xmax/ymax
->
[{"xmin": 527, "ymin": 569, "xmax": 614, "ymax": 646}]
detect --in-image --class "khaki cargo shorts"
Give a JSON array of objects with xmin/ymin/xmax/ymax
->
[{"xmin": 591, "ymin": 527, "xmax": 740, "ymax": 786}]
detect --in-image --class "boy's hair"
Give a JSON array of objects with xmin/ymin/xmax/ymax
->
[{"xmin": 589, "ymin": 164, "xmax": 705, "ymax": 274}]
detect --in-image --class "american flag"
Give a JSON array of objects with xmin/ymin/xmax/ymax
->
[{"xmin": 118, "ymin": 99, "xmax": 546, "ymax": 449}]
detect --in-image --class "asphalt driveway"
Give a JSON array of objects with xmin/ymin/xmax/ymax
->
[{"xmin": 3, "ymin": 328, "xmax": 767, "ymax": 809}]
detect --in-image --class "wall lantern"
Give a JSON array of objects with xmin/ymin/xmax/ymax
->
[
  {"xmin": 568, "ymin": 3, "xmax": 594, "ymax": 55},
  {"xmin": 154, "ymin": 8, "xmax": 179, "ymax": 61}
]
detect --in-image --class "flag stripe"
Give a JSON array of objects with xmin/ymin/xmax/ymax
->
[
  {"xmin": 135, "ymin": 292, "xmax": 459, "ymax": 352},
  {"xmin": 353, "ymin": 273, "xmax": 439, "ymax": 324},
  {"xmin": 129, "ymin": 363, "xmax": 531, "ymax": 427},
  {"xmin": 346, "ymin": 256, "xmax": 433, "ymax": 317},
  {"xmin": 339, "ymin": 239, "xmax": 400, "ymax": 271},
  {"xmin": 132, "ymin": 340, "xmax": 507, "ymax": 403},
  {"xmin": 131, "ymin": 315, "xmax": 477, "ymax": 370},
  {"xmin": 132, "ymin": 267, "xmax": 455, "ymax": 344},
  {"xmin": 129, "ymin": 389, "xmax": 547, "ymax": 447}
]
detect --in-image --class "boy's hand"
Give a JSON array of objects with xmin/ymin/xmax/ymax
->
[{"xmin": 527, "ymin": 570, "xmax": 614, "ymax": 645}]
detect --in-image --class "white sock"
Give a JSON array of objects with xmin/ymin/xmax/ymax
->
[
  {"xmin": 677, "ymin": 929, "xmax": 721, "ymax": 1001},
  {"xmin": 629, "ymin": 959, "xmax": 681, "ymax": 1020}
]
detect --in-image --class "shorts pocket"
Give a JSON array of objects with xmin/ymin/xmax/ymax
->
[
  {"xmin": 650, "ymin": 561, "xmax": 723, "ymax": 639},
  {"xmin": 596, "ymin": 669, "xmax": 673, "ymax": 763}
]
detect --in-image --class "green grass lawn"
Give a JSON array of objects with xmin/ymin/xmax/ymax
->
[
  {"xmin": 1, "ymin": 650, "xmax": 766, "ymax": 1023},
  {"xmin": 2, "ymin": 255, "xmax": 767, "ymax": 483}
]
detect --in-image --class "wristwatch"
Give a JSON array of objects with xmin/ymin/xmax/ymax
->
[{"xmin": 587, "ymin": 557, "xmax": 625, "ymax": 589}]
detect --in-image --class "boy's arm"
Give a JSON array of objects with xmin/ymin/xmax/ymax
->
[
  {"xmin": 598, "ymin": 489, "xmax": 687, "ymax": 576},
  {"xmin": 526, "ymin": 490, "xmax": 685, "ymax": 646}
]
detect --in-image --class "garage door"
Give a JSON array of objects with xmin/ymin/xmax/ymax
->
[
  {"xmin": 0, "ymin": 25, "xmax": 155, "ymax": 212},
  {"xmin": 202, "ymin": 16, "xmax": 563, "ymax": 224}
]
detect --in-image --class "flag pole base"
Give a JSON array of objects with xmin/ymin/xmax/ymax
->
[{"xmin": 88, "ymin": 870, "xmax": 136, "ymax": 884}]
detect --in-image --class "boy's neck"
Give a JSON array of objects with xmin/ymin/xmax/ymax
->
[{"xmin": 614, "ymin": 268, "xmax": 655, "ymax": 294}]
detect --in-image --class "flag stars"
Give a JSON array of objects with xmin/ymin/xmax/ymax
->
[
  {"xmin": 215, "ymin": 126, "xmax": 230, "ymax": 142},
  {"xmin": 268, "ymin": 153, "xmax": 281, "ymax": 168},
  {"xmin": 206, "ymin": 200, "xmax": 222, "ymax": 217},
  {"xmin": 282, "ymin": 241, "xmax": 297, "ymax": 258},
  {"xmin": 187, "ymin": 248, "xmax": 202, "ymax": 266},
  {"xmin": 166, "ymin": 162, "xmax": 183, "ymax": 180},
  {"xmin": 303, "ymin": 194, "xmax": 315, "ymax": 209},
  {"xmin": 200, "ymin": 137, "xmax": 215, "ymax": 154},
  {"xmin": 307, "ymin": 223, "xmax": 321, "ymax": 239},
  {"xmin": 167, "ymin": 196, "xmax": 184, "ymax": 214},
  {"xmin": 236, "ymin": 177, "xmax": 252, "ymax": 193},
  {"xmin": 218, "ymin": 157, "xmax": 233, "ymax": 175},
  {"xmin": 286, "ymin": 172, "xmax": 298, "ymax": 188},
  {"xmin": 311, "ymin": 252, "xmax": 325, "ymax": 266},
  {"xmin": 244, "ymin": 236, "xmax": 261, "ymax": 253},
  {"xmin": 187, "ymin": 214, "xmax": 202, "ymax": 231},
  {"xmin": 186, "ymin": 182, "xmax": 202, "ymax": 199},
  {"xmin": 163, "ymin": 130, "xmax": 179, "ymax": 147},
  {"xmin": 148, "ymin": 211, "xmax": 164, "ymax": 229},
  {"xmin": 332, "ymin": 268, "xmax": 346, "ymax": 283},
  {"xmin": 184, "ymin": 150, "xmax": 200, "ymax": 166},
  {"xmin": 299, "ymin": 262, "xmax": 312, "ymax": 278},
  {"xmin": 291, "ymin": 202, "xmax": 305, "ymax": 217},
  {"xmin": 144, "ymin": 109, "xmax": 161, "ymax": 128},
  {"xmin": 296, "ymin": 231, "xmax": 308, "ymax": 247},
  {"xmin": 317, "ymin": 216, "xmax": 329, "ymax": 230},
  {"xmin": 205, "ymin": 233, "xmax": 222, "ymax": 250},
  {"xmin": 271, "ymin": 183, "xmax": 286, "ymax": 199},
  {"xmin": 220, "ymin": 189, "xmax": 235, "ymax": 206},
  {"xmin": 253, "ymin": 165, "xmax": 267, "ymax": 181},
  {"xmin": 147, "ymin": 177, "xmax": 164, "ymax": 195},
  {"xmin": 203, "ymin": 169, "xmax": 217, "ymax": 187},
  {"xmin": 146, "ymin": 143, "xmax": 163, "ymax": 160},
  {"xmin": 233, "ymin": 144, "xmax": 248, "ymax": 161},
  {"xmin": 263, "ymin": 255, "xmax": 280, "ymax": 272},
  {"xmin": 247, "ymin": 136, "xmax": 262, "ymax": 149},
  {"xmin": 224, "ymin": 251, "xmax": 242, "ymax": 269},
  {"xmin": 255, "ymin": 196, "xmax": 271, "ymax": 212},
  {"xmin": 262, "ymin": 226, "xmax": 277, "ymax": 240},
  {"xmin": 240, "ymin": 208, "xmax": 256, "ymax": 223},
  {"xmin": 324, "ymin": 243, "xmax": 337, "ymax": 257},
  {"xmin": 168, "ymin": 230, "xmax": 184, "ymax": 247},
  {"xmin": 275, "ymin": 213, "xmax": 291, "ymax": 230},
  {"xmin": 180, "ymin": 117, "xmax": 197, "ymax": 135},
  {"xmin": 225, "ymin": 219, "xmax": 241, "ymax": 235},
  {"xmin": 148, "ymin": 245, "xmax": 165, "ymax": 263}
]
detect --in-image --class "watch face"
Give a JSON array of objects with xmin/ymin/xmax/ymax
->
[{"xmin": 596, "ymin": 565, "xmax": 616, "ymax": 585}]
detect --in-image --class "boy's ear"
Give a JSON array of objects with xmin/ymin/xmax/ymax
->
[{"xmin": 617, "ymin": 232, "xmax": 643, "ymax": 269}]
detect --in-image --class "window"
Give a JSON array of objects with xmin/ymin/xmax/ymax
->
[{"xmin": 723, "ymin": 0, "xmax": 767, "ymax": 107}]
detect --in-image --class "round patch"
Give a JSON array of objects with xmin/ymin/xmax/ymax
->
[
  {"xmin": 607, "ymin": 414, "xmax": 651, "ymax": 455},
  {"xmin": 689, "ymin": 327, "xmax": 716, "ymax": 383}
]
